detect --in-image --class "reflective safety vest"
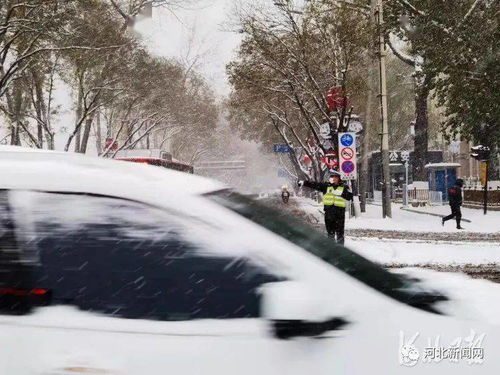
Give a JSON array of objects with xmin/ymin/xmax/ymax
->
[{"xmin": 323, "ymin": 186, "xmax": 347, "ymax": 208}]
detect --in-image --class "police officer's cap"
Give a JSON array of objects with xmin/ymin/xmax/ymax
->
[{"xmin": 328, "ymin": 171, "xmax": 343, "ymax": 180}]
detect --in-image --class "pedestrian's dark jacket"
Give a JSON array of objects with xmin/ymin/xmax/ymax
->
[
  {"xmin": 448, "ymin": 185, "xmax": 462, "ymax": 206},
  {"xmin": 303, "ymin": 180, "xmax": 353, "ymax": 208}
]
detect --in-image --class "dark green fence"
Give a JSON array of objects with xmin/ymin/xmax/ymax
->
[{"xmin": 464, "ymin": 189, "xmax": 500, "ymax": 206}]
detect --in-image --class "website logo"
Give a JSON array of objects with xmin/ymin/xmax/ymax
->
[{"xmin": 399, "ymin": 330, "xmax": 485, "ymax": 367}]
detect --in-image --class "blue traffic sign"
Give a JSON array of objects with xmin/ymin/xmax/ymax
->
[
  {"xmin": 340, "ymin": 133, "xmax": 354, "ymax": 147},
  {"xmin": 341, "ymin": 160, "xmax": 355, "ymax": 174},
  {"xmin": 273, "ymin": 144, "xmax": 292, "ymax": 153}
]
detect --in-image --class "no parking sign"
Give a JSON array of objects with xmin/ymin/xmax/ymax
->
[{"xmin": 338, "ymin": 132, "xmax": 357, "ymax": 180}]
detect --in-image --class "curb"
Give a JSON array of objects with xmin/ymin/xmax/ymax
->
[
  {"xmin": 463, "ymin": 203, "xmax": 500, "ymax": 211},
  {"xmin": 400, "ymin": 207, "xmax": 472, "ymax": 223}
]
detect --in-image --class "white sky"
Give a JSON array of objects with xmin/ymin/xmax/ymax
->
[
  {"xmin": 42, "ymin": 0, "xmax": 241, "ymax": 151},
  {"xmin": 132, "ymin": 1, "xmax": 289, "ymax": 189},
  {"xmin": 1, "ymin": 0, "xmax": 290, "ymax": 190},
  {"xmin": 134, "ymin": 0, "xmax": 241, "ymax": 97}
]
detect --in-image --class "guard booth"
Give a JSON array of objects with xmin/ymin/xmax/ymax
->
[
  {"xmin": 426, "ymin": 163, "xmax": 461, "ymax": 201},
  {"xmin": 367, "ymin": 150, "xmax": 444, "ymax": 195}
]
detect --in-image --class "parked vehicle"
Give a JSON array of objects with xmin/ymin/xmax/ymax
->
[
  {"xmin": 117, "ymin": 156, "xmax": 194, "ymax": 174},
  {"xmin": 0, "ymin": 146, "xmax": 498, "ymax": 374},
  {"xmin": 115, "ymin": 148, "xmax": 194, "ymax": 173}
]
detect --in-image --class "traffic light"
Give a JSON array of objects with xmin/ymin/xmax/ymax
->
[{"xmin": 470, "ymin": 145, "xmax": 491, "ymax": 161}]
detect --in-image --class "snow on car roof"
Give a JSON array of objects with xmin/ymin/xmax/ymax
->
[
  {"xmin": 0, "ymin": 145, "xmax": 67, "ymax": 153},
  {"xmin": 0, "ymin": 146, "xmax": 225, "ymax": 205}
]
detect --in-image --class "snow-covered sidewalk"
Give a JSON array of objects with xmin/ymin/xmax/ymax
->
[
  {"xmin": 296, "ymin": 197, "xmax": 500, "ymax": 234},
  {"xmin": 346, "ymin": 237, "xmax": 500, "ymax": 266},
  {"xmin": 292, "ymin": 196, "xmax": 500, "ymax": 267}
]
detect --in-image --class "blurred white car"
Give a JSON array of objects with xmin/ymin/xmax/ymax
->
[{"xmin": 0, "ymin": 146, "xmax": 498, "ymax": 374}]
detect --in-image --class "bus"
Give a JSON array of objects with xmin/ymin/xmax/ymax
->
[
  {"xmin": 114, "ymin": 149, "xmax": 194, "ymax": 174},
  {"xmin": 116, "ymin": 157, "xmax": 194, "ymax": 174}
]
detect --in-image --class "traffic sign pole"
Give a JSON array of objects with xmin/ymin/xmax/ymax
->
[{"xmin": 338, "ymin": 132, "xmax": 357, "ymax": 181}]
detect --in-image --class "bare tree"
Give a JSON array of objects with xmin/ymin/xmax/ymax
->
[
  {"xmin": 0, "ymin": 0, "xmax": 218, "ymax": 158},
  {"xmin": 228, "ymin": 0, "xmax": 371, "ymax": 181}
]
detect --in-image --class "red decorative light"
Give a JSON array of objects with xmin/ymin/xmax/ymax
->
[
  {"xmin": 0, "ymin": 287, "xmax": 27, "ymax": 296},
  {"xmin": 30, "ymin": 288, "xmax": 48, "ymax": 296},
  {"xmin": 0, "ymin": 287, "xmax": 48, "ymax": 296}
]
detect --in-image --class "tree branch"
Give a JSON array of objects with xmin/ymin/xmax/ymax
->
[{"xmin": 387, "ymin": 37, "xmax": 416, "ymax": 66}]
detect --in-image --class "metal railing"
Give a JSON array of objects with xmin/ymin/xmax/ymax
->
[
  {"xmin": 394, "ymin": 188, "xmax": 443, "ymax": 206},
  {"xmin": 194, "ymin": 160, "xmax": 246, "ymax": 171}
]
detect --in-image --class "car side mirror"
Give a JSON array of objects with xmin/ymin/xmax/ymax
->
[{"xmin": 260, "ymin": 281, "xmax": 349, "ymax": 339}]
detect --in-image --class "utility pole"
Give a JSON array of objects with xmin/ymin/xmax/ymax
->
[{"xmin": 373, "ymin": 0, "xmax": 392, "ymax": 218}]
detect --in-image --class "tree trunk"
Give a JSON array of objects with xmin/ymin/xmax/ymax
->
[
  {"xmin": 487, "ymin": 145, "xmax": 499, "ymax": 180},
  {"xmin": 413, "ymin": 84, "xmax": 430, "ymax": 181},
  {"xmin": 74, "ymin": 87, "xmax": 83, "ymax": 153},
  {"xmin": 33, "ymin": 69, "xmax": 53, "ymax": 149},
  {"xmin": 79, "ymin": 116, "xmax": 93, "ymax": 154},
  {"xmin": 11, "ymin": 123, "xmax": 20, "ymax": 145},
  {"xmin": 95, "ymin": 110, "xmax": 102, "ymax": 155},
  {"xmin": 8, "ymin": 86, "xmax": 24, "ymax": 146},
  {"xmin": 33, "ymin": 75, "xmax": 45, "ymax": 149},
  {"xmin": 36, "ymin": 118, "xmax": 43, "ymax": 147}
]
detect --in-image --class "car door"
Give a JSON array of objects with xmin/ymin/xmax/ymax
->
[{"xmin": 0, "ymin": 189, "xmax": 326, "ymax": 375}]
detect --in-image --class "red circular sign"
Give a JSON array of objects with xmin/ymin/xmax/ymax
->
[
  {"xmin": 322, "ymin": 153, "xmax": 337, "ymax": 168},
  {"xmin": 341, "ymin": 147, "xmax": 354, "ymax": 160}
]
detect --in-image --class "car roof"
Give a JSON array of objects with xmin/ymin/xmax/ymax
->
[{"xmin": 0, "ymin": 146, "xmax": 225, "ymax": 206}]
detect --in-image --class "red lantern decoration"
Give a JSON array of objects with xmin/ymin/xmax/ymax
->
[{"xmin": 326, "ymin": 87, "xmax": 348, "ymax": 111}]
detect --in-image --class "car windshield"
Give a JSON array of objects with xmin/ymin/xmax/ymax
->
[{"xmin": 206, "ymin": 190, "xmax": 447, "ymax": 314}]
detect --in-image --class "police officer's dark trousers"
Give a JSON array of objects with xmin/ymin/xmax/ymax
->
[
  {"xmin": 443, "ymin": 204, "xmax": 462, "ymax": 228},
  {"xmin": 324, "ymin": 206, "xmax": 346, "ymax": 244}
]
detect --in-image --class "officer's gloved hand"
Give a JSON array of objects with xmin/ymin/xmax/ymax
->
[{"xmin": 297, "ymin": 180, "xmax": 304, "ymax": 187}]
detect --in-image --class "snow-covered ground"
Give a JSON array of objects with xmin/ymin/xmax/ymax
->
[
  {"xmin": 288, "ymin": 197, "xmax": 500, "ymax": 265},
  {"xmin": 346, "ymin": 237, "xmax": 500, "ymax": 266},
  {"xmin": 296, "ymin": 198, "xmax": 500, "ymax": 233},
  {"xmin": 293, "ymin": 196, "xmax": 500, "ymax": 267}
]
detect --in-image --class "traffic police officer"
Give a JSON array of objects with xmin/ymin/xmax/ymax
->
[{"xmin": 298, "ymin": 171, "xmax": 353, "ymax": 244}]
